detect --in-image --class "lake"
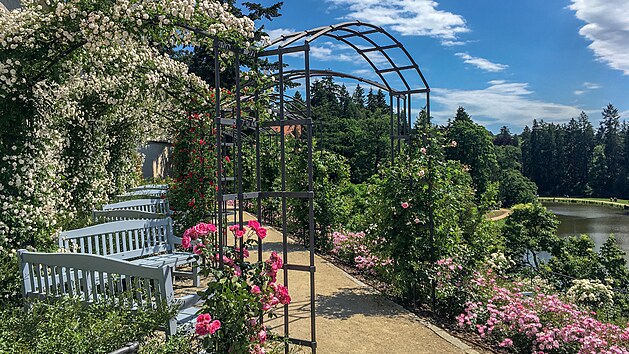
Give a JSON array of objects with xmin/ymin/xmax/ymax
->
[{"xmin": 543, "ymin": 202, "xmax": 629, "ymax": 260}]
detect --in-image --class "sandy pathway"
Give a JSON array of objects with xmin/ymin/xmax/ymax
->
[
  {"xmin": 249, "ymin": 214, "xmax": 478, "ymax": 354},
  {"xmin": 176, "ymin": 213, "xmax": 482, "ymax": 353}
]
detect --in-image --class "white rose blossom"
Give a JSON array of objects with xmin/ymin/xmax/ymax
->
[{"xmin": 0, "ymin": 0, "xmax": 256, "ymax": 256}]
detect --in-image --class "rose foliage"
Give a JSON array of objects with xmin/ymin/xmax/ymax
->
[
  {"xmin": 181, "ymin": 220, "xmax": 290, "ymax": 353},
  {"xmin": 0, "ymin": 0, "xmax": 255, "ymax": 304}
]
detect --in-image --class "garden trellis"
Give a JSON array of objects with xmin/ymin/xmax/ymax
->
[{"xmin": 205, "ymin": 21, "xmax": 433, "ymax": 353}]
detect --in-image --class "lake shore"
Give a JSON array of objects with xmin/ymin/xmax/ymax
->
[{"xmin": 539, "ymin": 197, "xmax": 629, "ymax": 210}]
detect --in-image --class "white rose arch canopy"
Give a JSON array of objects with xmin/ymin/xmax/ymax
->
[{"xmin": 210, "ymin": 21, "xmax": 432, "ymax": 354}]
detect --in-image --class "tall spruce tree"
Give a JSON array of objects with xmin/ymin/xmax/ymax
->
[
  {"xmin": 598, "ymin": 104, "xmax": 622, "ymax": 196},
  {"xmin": 445, "ymin": 107, "xmax": 499, "ymax": 199}
]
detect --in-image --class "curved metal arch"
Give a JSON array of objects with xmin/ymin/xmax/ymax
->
[
  {"xmin": 264, "ymin": 21, "xmax": 429, "ymax": 94},
  {"xmin": 280, "ymin": 69, "xmax": 393, "ymax": 93}
]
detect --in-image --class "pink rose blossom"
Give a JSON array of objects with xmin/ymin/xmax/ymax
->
[
  {"xmin": 258, "ymin": 329, "xmax": 267, "ymax": 343},
  {"xmin": 275, "ymin": 284, "xmax": 291, "ymax": 305},
  {"xmin": 247, "ymin": 220, "xmax": 261, "ymax": 230},
  {"xmin": 181, "ymin": 235, "xmax": 191, "ymax": 249},
  {"xmin": 193, "ymin": 243, "xmax": 204, "ymax": 255},
  {"xmin": 401, "ymin": 202, "xmax": 409, "ymax": 209},
  {"xmin": 209, "ymin": 320, "xmax": 221, "ymax": 334},
  {"xmin": 250, "ymin": 285, "xmax": 261, "ymax": 295},
  {"xmin": 196, "ymin": 313, "xmax": 220, "ymax": 336}
]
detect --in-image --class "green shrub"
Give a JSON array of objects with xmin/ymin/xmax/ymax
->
[
  {"xmin": 287, "ymin": 139, "xmax": 352, "ymax": 250},
  {"xmin": 0, "ymin": 296, "xmax": 176, "ymax": 354},
  {"xmin": 366, "ymin": 132, "xmax": 500, "ymax": 305}
]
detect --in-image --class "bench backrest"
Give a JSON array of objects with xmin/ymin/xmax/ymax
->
[
  {"xmin": 92, "ymin": 210, "xmax": 166, "ymax": 223},
  {"xmin": 103, "ymin": 199, "xmax": 170, "ymax": 214},
  {"xmin": 117, "ymin": 189, "xmax": 168, "ymax": 199},
  {"xmin": 129, "ymin": 184, "xmax": 169, "ymax": 191},
  {"xmin": 59, "ymin": 219, "xmax": 180, "ymax": 260},
  {"xmin": 18, "ymin": 249, "xmax": 173, "ymax": 307}
]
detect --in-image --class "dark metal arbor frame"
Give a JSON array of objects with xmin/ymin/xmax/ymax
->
[
  {"xmin": 264, "ymin": 21, "xmax": 431, "ymax": 163},
  {"xmin": 255, "ymin": 21, "xmax": 433, "ymax": 353},
  {"xmin": 207, "ymin": 21, "xmax": 432, "ymax": 354},
  {"xmin": 206, "ymin": 35, "xmax": 318, "ymax": 354}
]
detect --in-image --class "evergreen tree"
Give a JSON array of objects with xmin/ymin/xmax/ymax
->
[
  {"xmin": 589, "ymin": 145, "xmax": 608, "ymax": 195},
  {"xmin": 352, "ymin": 84, "xmax": 365, "ymax": 108},
  {"xmin": 445, "ymin": 107, "xmax": 499, "ymax": 199},
  {"xmin": 598, "ymin": 104, "xmax": 622, "ymax": 196},
  {"xmin": 493, "ymin": 126, "xmax": 515, "ymax": 146}
]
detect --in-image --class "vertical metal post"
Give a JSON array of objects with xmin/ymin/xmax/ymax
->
[
  {"xmin": 389, "ymin": 94, "xmax": 394, "ymax": 164},
  {"xmin": 255, "ymin": 71, "xmax": 263, "ymax": 264},
  {"xmin": 235, "ymin": 51, "xmax": 244, "ymax": 259},
  {"xmin": 396, "ymin": 96, "xmax": 401, "ymax": 154},
  {"xmin": 304, "ymin": 41, "xmax": 317, "ymax": 354},
  {"xmin": 214, "ymin": 42, "xmax": 224, "ymax": 268},
  {"xmin": 277, "ymin": 48, "xmax": 290, "ymax": 354},
  {"xmin": 407, "ymin": 93, "xmax": 412, "ymax": 147},
  {"xmin": 426, "ymin": 90, "xmax": 435, "ymax": 310}
]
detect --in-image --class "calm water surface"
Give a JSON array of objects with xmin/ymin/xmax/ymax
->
[{"xmin": 543, "ymin": 202, "xmax": 629, "ymax": 260}]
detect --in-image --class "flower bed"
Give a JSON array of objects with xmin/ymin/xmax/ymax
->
[{"xmin": 457, "ymin": 268, "xmax": 629, "ymax": 353}]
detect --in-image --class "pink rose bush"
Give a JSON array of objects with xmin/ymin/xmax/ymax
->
[
  {"xmin": 455, "ymin": 266, "xmax": 629, "ymax": 353},
  {"xmin": 181, "ymin": 221, "xmax": 290, "ymax": 353},
  {"xmin": 195, "ymin": 313, "xmax": 221, "ymax": 337},
  {"xmin": 330, "ymin": 230, "xmax": 391, "ymax": 273}
]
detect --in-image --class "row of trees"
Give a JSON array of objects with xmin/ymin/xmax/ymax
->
[
  {"xmin": 515, "ymin": 104, "xmax": 629, "ymax": 198},
  {"xmin": 305, "ymin": 79, "xmax": 538, "ymax": 207},
  {"xmin": 308, "ymin": 77, "xmax": 393, "ymax": 183}
]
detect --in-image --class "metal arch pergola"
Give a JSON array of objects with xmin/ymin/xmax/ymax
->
[
  {"xmin": 249, "ymin": 21, "xmax": 434, "ymax": 354},
  {"xmin": 208, "ymin": 21, "xmax": 433, "ymax": 354},
  {"xmin": 261, "ymin": 21, "xmax": 432, "ymax": 162}
]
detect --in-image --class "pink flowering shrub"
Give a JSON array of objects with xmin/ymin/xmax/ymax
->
[
  {"xmin": 181, "ymin": 221, "xmax": 290, "ymax": 353},
  {"xmin": 456, "ymin": 267, "xmax": 629, "ymax": 353},
  {"xmin": 330, "ymin": 230, "xmax": 391, "ymax": 273}
]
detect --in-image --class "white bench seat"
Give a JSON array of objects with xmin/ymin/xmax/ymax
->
[{"xmin": 58, "ymin": 219, "xmax": 199, "ymax": 287}]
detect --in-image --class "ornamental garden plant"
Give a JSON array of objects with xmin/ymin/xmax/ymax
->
[
  {"xmin": 0, "ymin": 0, "xmax": 256, "ymax": 306},
  {"xmin": 180, "ymin": 220, "xmax": 290, "ymax": 353}
]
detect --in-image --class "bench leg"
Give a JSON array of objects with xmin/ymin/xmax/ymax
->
[
  {"xmin": 166, "ymin": 318, "xmax": 177, "ymax": 337},
  {"xmin": 192, "ymin": 265, "xmax": 200, "ymax": 287}
]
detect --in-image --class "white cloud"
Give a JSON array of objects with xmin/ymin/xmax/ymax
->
[
  {"xmin": 310, "ymin": 42, "xmax": 359, "ymax": 62},
  {"xmin": 326, "ymin": 0, "xmax": 469, "ymax": 44},
  {"xmin": 569, "ymin": 0, "xmax": 629, "ymax": 75},
  {"xmin": 265, "ymin": 28, "xmax": 296, "ymax": 41},
  {"xmin": 455, "ymin": 53, "xmax": 508, "ymax": 72},
  {"xmin": 442, "ymin": 40, "xmax": 465, "ymax": 47},
  {"xmin": 583, "ymin": 81, "xmax": 601, "ymax": 90},
  {"xmin": 574, "ymin": 81, "xmax": 601, "ymax": 95},
  {"xmin": 431, "ymin": 81, "xmax": 585, "ymax": 128}
]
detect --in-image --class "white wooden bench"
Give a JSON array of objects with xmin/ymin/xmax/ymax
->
[
  {"xmin": 18, "ymin": 250, "xmax": 199, "ymax": 335},
  {"xmin": 102, "ymin": 199, "xmax": 170, "ymax": 214},
  {"xmin": 92, "ymin": 209, "xmax": 166, "ymax": 223},
  {"xmin": 129, "ymin": 184, "xmax": 169, "ymax": 191},
  {"xmin": 117, "ymin": 189, "xmax": 168, "ymax": 199},
  {"xmin": 58, "ymin": 219, "xmax": 199, "ymax": 287}
]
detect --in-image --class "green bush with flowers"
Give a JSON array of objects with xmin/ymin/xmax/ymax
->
[
  {"xmin": 0, "ymin": 0, "xmax": 257, "ymax": 306},
  {"xmin": 179, "ymin": 220, "xmax": 290, "ymax": 354}
]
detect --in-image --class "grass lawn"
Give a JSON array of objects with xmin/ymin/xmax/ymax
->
[{"xmin": 539, "ymin": 196, "xmax": 629, "ymax": 207}]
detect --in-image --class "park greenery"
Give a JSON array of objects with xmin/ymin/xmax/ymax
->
[{"xmin": 1, "ymin": 0, "xmax": 629, "ymax": 353}]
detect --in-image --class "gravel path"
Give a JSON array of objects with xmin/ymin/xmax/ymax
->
[
  {"xmin": 250, "ymin": 214, "xmax": 481, "ymax": 354},
  {"xmin": 176, "ymin": 213, "xmax": 485, "ymax": 353}
]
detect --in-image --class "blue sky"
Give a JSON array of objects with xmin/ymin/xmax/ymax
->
[{"xmin": 251, "ymin": 0, "xmax": 629, "ymax": 133}]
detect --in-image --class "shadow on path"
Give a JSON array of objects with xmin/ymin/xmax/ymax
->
[{"xmin": 315, "ymin": 288, "xmax": 406, "ymax": 320}]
